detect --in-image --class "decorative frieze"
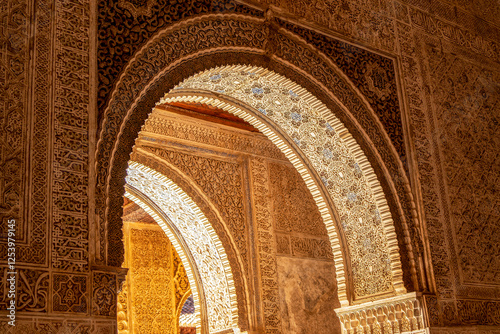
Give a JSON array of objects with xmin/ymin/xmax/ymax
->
[
  {"xmin": 142, "ymin": 111, "xmax": 287, "ymax": 161},
  {"xmin": 336, "ymin": 293, "xmax": 426, "ymax": 334}
]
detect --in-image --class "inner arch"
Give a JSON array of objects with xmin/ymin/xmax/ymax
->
[{"xmin": 160, "ymin": 65, "xmax": 406, "ymax": 303}]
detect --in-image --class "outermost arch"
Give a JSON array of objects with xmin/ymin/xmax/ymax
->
[
  {"xmin": 95, "ymin": 13, "xmax": 419, "ymax": 308},
  {"xmin": 125, "ymin": 161, "xmax": 239, "ymax": 333}
]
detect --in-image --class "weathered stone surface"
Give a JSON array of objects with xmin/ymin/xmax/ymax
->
[{"xmin": 277, "ymin": 257, "xmax": 340, "ymax": 334}]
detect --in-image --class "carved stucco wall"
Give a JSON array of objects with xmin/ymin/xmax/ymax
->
[
  {"xmin": 95, "ymin": 14, "xmax": 417, "ymax": 299},
  {"xmin": 0, "ymin": 0, "xmax": 498, "ymax": 331},
  {"xmin": 411, "ymin": 35, "xmax": 500, "ymax": 326},
  {"xmin": 392, "ymin": 1, "xmax": 500, "ymax": 326},
  {"xmin": 242, "ymin": 0, "xmax": 500, "ymax": 326},
  {"xmin": 133, "ymin": 110, "xmax": 283, "ymax": 333},
  {"xmin": 128, "ymin": 227, "xmax": 176, "ymax": 333},
  {"xmin": 270, "ymin": 162, "xmax": 333, "ymax": 260},
  {"xmin": 125, "ymin": 162, "xmax": 235, "ymax": 333},
  {"xmin": 0, "ymin": 0, "xmax": 28, "ymax": 240},
  {"xmin": 162, "ymin": 66, "xmax": 406, "ymax": 302},
  {"xmin": 429, "ymin": 55, "xmax": 499, "ymax": 287},
  {"xmin": 96, "ymin": 0, "xmax": 406, "ymax": 170},
  {"xmin": 268, "ymin": 162, "xmax": 341, "ymax": 333},
  {"xmin": 0, "ymin": 0, "xmax": 121, "ymax": 331},
  {"xmin": 131, "ymin": 107, "xmax": 290, "ymax": 331}
]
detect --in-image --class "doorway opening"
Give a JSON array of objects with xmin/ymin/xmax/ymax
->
[{"xmin": 110, "ymin": 65, "xmax": 408, "ymax": 333}]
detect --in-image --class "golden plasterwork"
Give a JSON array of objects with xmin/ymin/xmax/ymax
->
[{"xmin": 118, "ymin": 220, "xmax": 192, "ymax": 334}]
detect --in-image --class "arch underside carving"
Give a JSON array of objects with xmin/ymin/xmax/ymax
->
[{"xmin": 96, "ymin": 13, "xmax": 419, "ymax": 315}]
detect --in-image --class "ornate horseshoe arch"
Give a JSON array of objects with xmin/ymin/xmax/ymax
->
[
  {"xmin": 95, "ymin": 12, "xmax": 423, "ymax": 332},
  {"xmin": 161, "ymin": 65, "xmax": 406, "ymax": 303}
]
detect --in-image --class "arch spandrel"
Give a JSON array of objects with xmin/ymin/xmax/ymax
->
[{"xmin": 124, "ymin": 162, "xmax": 239, "ymax": 333}]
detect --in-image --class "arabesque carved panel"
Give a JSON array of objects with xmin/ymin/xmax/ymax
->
[
  {"xmin": 251, "ymin": 158, "xmax": 282, "ymax": 333},
  {"xmin": 276, "ymin": 20, "xmax": 405, "ymax": 166},
  {"xmin": 269, "ymin": 162, "xmax": 326, "ymax": 236},
  {"xmin": 92, "ymin": 272, "xmax": 117, "ymax": 317},
  {"xmin": 97, "ymin": 0, "xmax": 262, "ymax": 114},
  {"xmin": 130, "ymin": 149, "xmax": 249, "ymax": 330},
  {"xmin": 0, "ymin": 0, "xmax": 52, "ymax": 267},
  {"xmin": 428, "ymin": 51, "xmax": 500, "ymax": 286},
  {"xmin": 397, "ymin": 4, "xmax": 500, "ymax": 325},
  {"xmin": 53, "ymin": 273, "xmax": 88, "ymax": 313},
  {"xmin": 142, "ymin": 112, "xmax": 286, "ymax": 161},
  {"xmin": 51, "ymin": 0, "xmax": 90, "ymax": 273},
  {"xmin": 140, "ymin": 146, "xmax": 250, "ymax": 273},
  {"xmin": 0, "ymin": 0, "xmax": 29, "ymax": 237},
  {"xmin": 17, "ymin": 269, "xmax": 49, "ymax": 312}
]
